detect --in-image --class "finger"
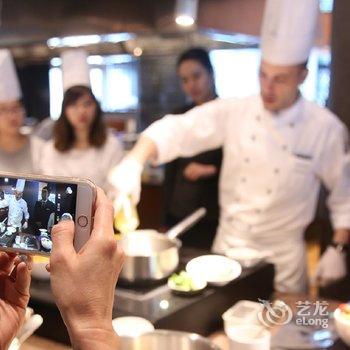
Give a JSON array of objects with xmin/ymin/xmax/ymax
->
[
  {"xmin": 14, "ymin": 262, "xmax": 31, "ymax": 296},
  {"xmin": 0, "ymin": 252, "xmax": 16, "ymax": 274},
  {"xmin": 204, "ymin": 165, "xmax": 217, "ymax": 175},
  {"xmin": 45, "ymin": 263, "xmax": 50, "ymax": 272},
  {"xmin": 92, "ymin": 187, "xmax": 114, "ymax": 238},
  {"xmin": 51, "ymin": 220, "xmax": 76, "ymax": 257}
]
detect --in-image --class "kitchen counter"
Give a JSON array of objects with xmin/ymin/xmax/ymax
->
[
  {"xmin": 23, "ymin": 293, "xmax": 349, "ymax": 349},
  {"xmin": 29, "ymin": 247, "xmax": 274, "ymax": 345}
]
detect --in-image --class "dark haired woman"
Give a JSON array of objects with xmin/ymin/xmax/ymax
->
[
  {"xmin": 39, "ymin": 85, "xmax": 123, "ymax": 195},
  {"xmin": 164, "ymin": 47, "xmax": 222, "ymax": 250}
]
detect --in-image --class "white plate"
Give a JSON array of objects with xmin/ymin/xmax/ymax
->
[
  {"xmin": 112, "ymin": 316, "xmax": 154, "ymax": 337},
  {"xmin": 186, "ymin": 255, "xmax": 242, "ymax": 286},
  {"xmin": 226, "ymin": 247, "xmax": 268, "ymax": 268}
]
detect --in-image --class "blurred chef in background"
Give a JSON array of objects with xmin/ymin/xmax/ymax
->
[
  {"xmin": 8, "ymin": 180, "xmax": 29, "ymax": 231},
  {"xmin": 38, "ymin": 49, "xmax": 123, "ymax": 196},
  {"xmin": 0, "ymin": 49, "xmax": 42, "ymax": 173},
  {"xmin": 110, "ymin": 0, "xmax": 350, "ymax": 293},
  {"xmin": 163, "ymin": 47, "xmax": 222, "ymax": 249}
]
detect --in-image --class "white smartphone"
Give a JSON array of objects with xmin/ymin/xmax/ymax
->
[{"xmin": 0, "ymin": 172, "xmax": 96, "ymax": 256}]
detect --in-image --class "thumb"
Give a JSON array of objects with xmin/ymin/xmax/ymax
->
[{"xmin": 51, "ymin": 219, "xmax": 76, "ymax": 257}]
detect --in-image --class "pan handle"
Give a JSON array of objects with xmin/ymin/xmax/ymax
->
[{"xmin": 166, "ymin": 207, "xmax": 207, "ymax": 240}]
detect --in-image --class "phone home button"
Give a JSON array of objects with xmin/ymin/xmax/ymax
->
[{"xmin": 78, "ymin": 215, "xmax": 88, "ymax": 228}]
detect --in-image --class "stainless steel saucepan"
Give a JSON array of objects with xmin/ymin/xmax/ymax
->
[
  {"xmin": 118, "ymin": 208, "xmax": 206, "ymax": 285},
  {"xmin": 119, "ymin": 330, "xmax": 221, "ymax": 350}
]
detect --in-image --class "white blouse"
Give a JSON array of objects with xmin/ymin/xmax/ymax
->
[{"xmin": 38, "ymin": 132, "xmax": 123, "ymax": 196}]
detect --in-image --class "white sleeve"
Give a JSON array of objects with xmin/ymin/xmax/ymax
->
[
  {"xmin": 142, "ymin": 99, "xmax": 229, "ymax": 164},
  {"xmin": 318, "ymin": 124, "xmax": 350, "ymax": 229},
  {"xmin": 105, "ymin": 132, "xmax": 124, "ymax": 169},
  {"xmin": 22, "ymin": 200, "xmax": 30, "ymax": 220}
]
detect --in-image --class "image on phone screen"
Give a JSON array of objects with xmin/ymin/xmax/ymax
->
[{"xmin": 0, "ymin": 176, "xmax": 77, "ymax": 254}]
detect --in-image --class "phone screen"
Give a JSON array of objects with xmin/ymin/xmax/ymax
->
[{"xmin": 0, "ymin": 176, "xmax": 77, "ymax": 254}]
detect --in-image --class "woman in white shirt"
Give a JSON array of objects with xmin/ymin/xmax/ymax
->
[{"xmin": 39, "ymin": 85, "xmax": 123, "ymax": 196}]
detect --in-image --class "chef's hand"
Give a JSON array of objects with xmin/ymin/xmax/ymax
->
[
  {"xmin": 48, "ymin": 187, "xmax": 124, "ymax": 350},
  {"xmin": 315, "ymin": 246, "xmax": 347, "ymax": 287},
  {"xmin": 183, "ymin": 162, "xmax": 217, "ymax": 182},
  {"xmin": 0, "ymin": 253, "xmax": 31, "ymax": 350},
  {"xmin": 108, "ymin": 157, "xmax": 143, "ymax": 210}
]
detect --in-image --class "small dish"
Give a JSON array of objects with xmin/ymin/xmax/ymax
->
[
  {"xmin": 112, "ymin": 316, "xmax": 154, "ymax": 337},
  {"xmin": 186, "ymin": 255, "xmax": 242, "ymax": 286},
  {"xmin": 168, "ymin": 271, "xmax": 207, "ymax": 296}
]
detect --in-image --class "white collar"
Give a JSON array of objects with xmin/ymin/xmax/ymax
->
[{"xmin": 260, "ymin": 96, "xmax": 305, "ymax": 127}]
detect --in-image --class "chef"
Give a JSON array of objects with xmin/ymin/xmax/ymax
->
[
  {"xmin": 110, "ymin": 0, "xmax": 350, "ymax": 293},
  {"xmin": 8, "ymin": 180, "xmax": 29, "ymax": 231},
  {"xmin": 0, "ymin": 189, "xmax": 9, "ymax": 223}
]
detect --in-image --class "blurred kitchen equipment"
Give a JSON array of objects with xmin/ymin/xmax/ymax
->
[
  {"xmin": 119, "ymin": 330, "xmax": 221, "ymax": 350},
  {"xmin": 222, "ymin": 300, "xmax": 264, "ymax": 334},
  {"xmin": 227, "ymin": 324, "xmax": 270, "ymax": 350},
  {"xmin": 9, "ymin": 309, "xmax": 43, "ymax": 350},
  {"xmin": 334, "ymin": 306, "xmax": 350, "ymax": 346},
  {"xmin": 112, "ymin": 316, "xmax": 154, "ymax": 337},
  {"xmin": 186, "ymin": 254, "xmax": 241, "ymax": 286},
  {"xmin": 119, "ymin": 208, "xmax": 206, "ymax": 285}
]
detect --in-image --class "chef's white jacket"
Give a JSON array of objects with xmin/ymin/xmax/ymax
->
[
  {"xmin": 38, "ymin": 132, "xmax": 123, "ymax": 197},
  {"xmin": 8, "ymin": 197, "xmax": 29, "ymax": 229},
  {"xmin": 143, "ymin": 95, "xmax": 350, "ymax": 293}
]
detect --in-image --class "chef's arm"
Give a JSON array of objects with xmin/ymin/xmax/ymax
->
[
  {"xmin": 126, "ymin": 135, "xmax": 158, "ymax": 166},
  {"xmin": 138, "ymin": 99, "xmax": 227, "ymax": 165},
  {"xmin": 319, "ymin": 125, "xmax": 350, "ymax": 244}
]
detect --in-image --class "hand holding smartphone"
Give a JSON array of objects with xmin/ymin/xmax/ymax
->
[{"xmin": 0, "ymin": 172, "xmax": 96, "ymax": 256}]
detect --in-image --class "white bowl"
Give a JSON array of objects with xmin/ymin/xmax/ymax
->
[
  {"xmin": 112, "ymin": 316, "xmax": 154, "ymax": 337},
  {"xmin": 334, "ymin": 307, "xmax": 350, "ymax": 346},
  {"xmin": 186, "ymin": 255, "xmax": 242, "ymax": 286}
]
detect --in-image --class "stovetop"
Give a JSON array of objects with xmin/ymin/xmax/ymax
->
[{"xmin": 29, "ymin": 246, "xmax": 275, "ymax": 341}]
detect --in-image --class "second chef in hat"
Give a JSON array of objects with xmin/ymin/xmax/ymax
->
[
  {"xmin": 38, "ymin": 49, "xmax": 123, "ymax": 197},
  {"xmin": 0, "ymin": 49, "xmax": 43, "ymax": 173},
  {"xmin": 110, "ymin": 0, "xmax": 350, "ymax": 293}
]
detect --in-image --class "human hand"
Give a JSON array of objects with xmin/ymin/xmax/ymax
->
[
  {"xmin": 49, "ymin": 188, "xmax": 124, "ymax": 350},
  {"xmin": 315, "ymin": 246, "xmax": 346, "ymax": 287},
  {"xmin": 183, "ymin": 162, "xmax": 217, "ymax": 181},
  {"xmin": 0, "ymin": 253, "xmax": 31, "ymax": 350},
  {"xmin": 108, "ymin": 157, "xmax": 143, "ymax": 210}
]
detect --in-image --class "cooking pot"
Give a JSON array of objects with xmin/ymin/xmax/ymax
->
[
  {"xmin": 119, "ymin": 208, "xmax": 206, "ymax": 285},
  {"xmin": 119, "ymin": 330, "xmax": 221, "ymax": 350}
]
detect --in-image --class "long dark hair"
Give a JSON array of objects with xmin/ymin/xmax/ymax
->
[
  {"xmin": 177, "ymin": 47, "xmax": 214, "ymax": 76},
  {"xmin": 176, "ymin": 47, "xmax": 216, "ymax": 96},
  {"xmin": 53, "ymin": 85, "xmax": 106, "ymax": 152}
]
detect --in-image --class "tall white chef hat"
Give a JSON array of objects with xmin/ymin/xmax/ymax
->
[
  {"xmin": 0, "ymin": 49, "xmax": 22, "ymax": 103},
  {"xmin": 15, "ymin": 179, "xmax": 26, "ymax": 192},
  {"xmin": 260, "ymin": 0, "xmax": 319, "ymax": 66},
  {"xmin": 61, "ymin": 49, "xmax": 90, "ymax": 91}
]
